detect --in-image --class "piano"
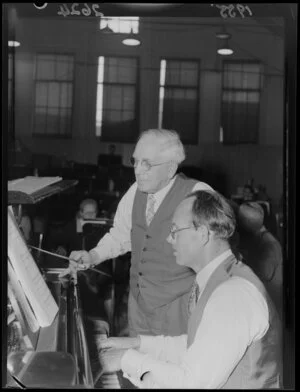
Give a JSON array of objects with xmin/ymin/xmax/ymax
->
[
  {"xmin": 5, "ymin": 179, "xmax": 125, "ymax": 388},
  {"xmin": 7, "ymin": 268, "xmax": 94, "ymax": 388}
]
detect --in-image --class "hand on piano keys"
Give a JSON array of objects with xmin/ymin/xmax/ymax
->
[{"xmin": 99, "ymin": 347, "xmax": 128, "ymax": 374}]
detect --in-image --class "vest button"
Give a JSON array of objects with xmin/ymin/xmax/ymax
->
[
  {"xmin": 139, "ymin": 272, "xmax": 142, "ymax": 276},
  {"xmin": 146, "ymin": 234, "xmax": 151, "ymax": 239},
  {"xmin": 143, "ymin": 247, "xmax": 147, "ymax": 251}
]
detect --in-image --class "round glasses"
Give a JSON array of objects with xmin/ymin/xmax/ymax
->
[
  {"xmin": 169, "ymin": 226, "xmax": 194, "ymax": 240},
  {"xmin": 130, "ymin": 157, "xmax": 171, "ymax": 172}
]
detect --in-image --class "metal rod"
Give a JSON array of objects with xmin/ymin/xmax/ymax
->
[{"xmin": 28, "ymin": 245, "xmax": 112, "ymax": 278}]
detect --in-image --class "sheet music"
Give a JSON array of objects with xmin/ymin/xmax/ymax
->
[
  {"xmin": 8, "ymin": 261, "xmax": 40, "ymax": 333},
  {"xmin": 8, "ymin": 176, "xmax": 62, "ymax": 194},
  {"xmin": 7, "ymin": 208, "xmax": 58, "ymax": 328}
]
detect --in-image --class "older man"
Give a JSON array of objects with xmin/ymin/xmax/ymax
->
[
  {"xmin": 67, "ymin": 129, "xmax": 212, "ymax": 336},
  {"xmin": 98, "ymin": 190, "xmax": 282, "ymax": 389}
]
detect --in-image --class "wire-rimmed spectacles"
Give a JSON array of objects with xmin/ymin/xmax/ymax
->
[
  {"xmin": 169, "ymin": 225, "xmax": 195, "ymax": 240},
  {"xmin": 130, "ymin": 157, "xmax": 171, "ymax": 172}
]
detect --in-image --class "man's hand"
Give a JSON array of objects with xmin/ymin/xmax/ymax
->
[
  {"xmin": 55, "ymin": 246, "xmax": 67, "ymax": 256},
  {"xmin": 99, "ymin": 337, "xmax": 141, "ymax": 351},
  {"xmin": 140, "ymin": 371, "xmax": 158, "ymax": 388},
  {"xmin": 99, "ymin": 348, "xmax": 127, "ymax": 373},
  {"xmin": 58, "ymin": 250, "xmax": 92, "ymax": 277}
]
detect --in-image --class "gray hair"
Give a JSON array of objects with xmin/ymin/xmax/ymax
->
[
  {"xmin": 187, "ymin": 190, "xmax": 236, "ymax": 240},
  {"xmin": 138, "ymin": 128, "xmax": 186, "ymax": 164}
]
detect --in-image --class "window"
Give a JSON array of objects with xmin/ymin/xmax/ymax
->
[
  {"xmin": 33, "ymin": 54, "xmax": 74, "ymax": 137},
  {"xmin": 159, "ymin": 59, "xmax": 200, "ymax": 145},
  {"xmin": 96, "ymin": 56, "xmax": 139, "ymax": 142},
  {"xmin": 99, "ymin": 16, "xmax": 139, "ymax": 33},
  {"xmin": 221, "ymin": 61, "xmax": 263, "ymax": 144}
]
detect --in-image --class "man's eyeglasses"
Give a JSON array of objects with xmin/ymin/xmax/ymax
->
[
  {"xmin": 130, "ymin": 157, "xmax": 171, "ymax": 172},
  {"xmin": 169, "ymin": 226, "xmax": 195, "ymax": 240}
]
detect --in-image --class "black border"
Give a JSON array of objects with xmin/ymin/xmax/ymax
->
[{"xmin": 2, "ymin": 3, "xmax": 297, "ymax": 388}]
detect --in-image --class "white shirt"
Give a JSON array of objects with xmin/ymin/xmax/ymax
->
[
  {"xmin": 91, "ymin": 175, "xmax": 213, "ymax": 263},
  {"xmin": 120, "ymin": 250, "xmax": 270, "ymax": 389}
]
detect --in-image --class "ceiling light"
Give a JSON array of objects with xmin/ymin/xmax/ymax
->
[
  {"xmin": 122, "ymin": 30, "xmax": 141, "ymax": 46},
  {"xmin": 216, "ymin": 30, "xmax": 233, "ymax": 56},
  {"xmin": 8, "ymin": 40, "xmax": 20, "ymax": 47},
  {"xmin": 217, "ymin": 47, "xmax": 234, "ymax": 56}
]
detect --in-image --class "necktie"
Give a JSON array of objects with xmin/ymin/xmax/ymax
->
[
  {"xmin": 146, "ymin": 194, "xmax": 156, "ymax": 226},
  {"xmin": 188, "ymin": 280, "xmax": 200, "ymax": 316}
]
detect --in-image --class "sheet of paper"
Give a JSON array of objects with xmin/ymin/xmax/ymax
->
[
  {"xmin": 8, "ymin": 261, "xmax": 40, "ymax": 333},
  {"xmin": 7, "ymin": 208, "xmax": 58, "ymax": 328},
  {"xmin": 8, "ymin": 176, "xmax": 62, "ymax": 194}
]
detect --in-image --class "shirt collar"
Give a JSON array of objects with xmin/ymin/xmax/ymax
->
[
  {"xmin": 149, "ymin": 175, "xmax": 177, "ymax": 205},
  {"xmin": 195, "ymin": 249, "xmax": 233, "ymax": 291}
]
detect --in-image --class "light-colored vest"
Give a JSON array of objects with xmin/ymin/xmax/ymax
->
[
  {"xmin": 130, "ymin": 173, "xmax": 197, "ymax": 310},
  {"xmin": 187, "ymin": 255, "xmax": 282, "ymax": 389}
]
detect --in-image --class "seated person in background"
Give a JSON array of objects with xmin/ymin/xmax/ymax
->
[
  {"xmin": 98, "ymin": 190, "xmax": 282, "ymax": 389},
  {"xmin": 237, "ymin": 202, "xmax": 283, "ymax": 319},
  {"xmin": 20, "ymin": 214, "xmax": 32, "ymax": 243},
  {"xmin": 44, "ymin": 198, "xmax": 99, "ymax": 257}
]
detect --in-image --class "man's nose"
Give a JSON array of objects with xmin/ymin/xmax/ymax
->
[{"xmin": 134, "ymin": 161, "xmax": 146, "ymax": 175}]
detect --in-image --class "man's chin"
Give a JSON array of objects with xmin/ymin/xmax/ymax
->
[{"xmin": 137, "ymin": 182, "xmax": 150, "ymax": 193}]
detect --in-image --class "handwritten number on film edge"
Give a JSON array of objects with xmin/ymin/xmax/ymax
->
[{"xmin": 57, "ymin": 3, "xmax": 104, "ymax": 17}]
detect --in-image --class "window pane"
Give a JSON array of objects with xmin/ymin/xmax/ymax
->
[
  {"xmin": 34, "ymin": 54, "xmax": 74, "ymax": 136},
  {"xmin": 96, "ymin": 56, "xmax": 138, "ymax": 141},
  {"xmin": 223, "ymin": 62, "xmax": 261, "ymax": 90},
  {"xmin": 36, "ymin": 57, "xmax": 55, "ymax": 80},
  {"xmin": 104, "ymin": 86, "xmax": 123, "ymax": 110},
  {"xmin": 123, "ymin": 87, "xmax": 135, "ymax": 110},
  {"xmin": 100, "ymin": 17, "xmax": 139, "ymax": 34},
  {"xmin": 35, "ymin": 83, "xmax": 48, "ymax": 106},
  {"xmin": 48, "ymin": 83, "xmax": 60, "ymax": 107},
  {"xmin": 60, "ymin": 83, "xmax": 73, "ymax": 108},
  {"xmin": 105, "ymin": 57, "xmax": 137, "ymax": 83},
  {"xmin": 56, "ymin": 56, "xmax": 74, "ymax": 81},
  {"xmin": 159, "ymin": 59, "xmax": 199, "ymax": 144}
]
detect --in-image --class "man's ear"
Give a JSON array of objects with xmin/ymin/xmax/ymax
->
[
  {"xmin": 168, "ymin": 162, "xmax": 178, "ymax": 179},
  {"xmin": 198, "ymin": 225, "xmax": 210, "ymax": 245}
]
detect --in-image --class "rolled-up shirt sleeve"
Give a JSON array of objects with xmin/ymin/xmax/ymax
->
[
  {"xmin": 121, "ymin": 278, "xmax": 269, "ymax": 389},
  {"xmin": 91, "ymin": 183, "xmax": 137, "ymax": 263}
]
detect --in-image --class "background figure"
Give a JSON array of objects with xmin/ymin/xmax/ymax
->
[
  {"xmin": 237, "ymin": 202, "xmax": 283, "ymax": 319},
  {"xmin": 44, "ymin": 198, "xmax": 98, "ymax": 257},
  {"xmin": 68, "ymin": 129, "xmax": 213, "ymax": 338}
]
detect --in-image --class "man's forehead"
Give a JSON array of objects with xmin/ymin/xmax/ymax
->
[
  {"xmin": 82, "ymin": 204, "xmax": 96, "ymax": 211},
  {"xmin": 134, "ymin": 136, "xmax": 163, "ymax": 158},
  {"xmin": 173, "ymin": 198, "xmax": 194, "ymax": 222}
]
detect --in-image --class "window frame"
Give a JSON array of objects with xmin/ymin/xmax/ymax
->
[
  {"xmin": 158, "ymin": 57, "xmax": 201, "ymax": 145},
  {"xmin": 220, "ymin": 59, "xmax": 263, "ymax": 145},
  {"xmin": 95, "ymin": 54, "xmax": 140, "ymax": 143},
  {"xmin": 99, "ymin": 16, "xmax": 139, "ymax": 34},
  {"xmin": 32, "ymin": 52, "xmax": 75, "ymax": 139}
]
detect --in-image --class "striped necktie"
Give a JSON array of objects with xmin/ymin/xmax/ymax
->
[
  {"xmin": 188, "ymin": 280, "xmax": 200, "ymax": 317},
  {"xmin": 146, "ymin": 194, "xmax": 156, "ymax": 226}
]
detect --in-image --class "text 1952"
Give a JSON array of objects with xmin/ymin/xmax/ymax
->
[{"xmin": 57, "ymin": 3, "xmax": 104, "ymax": 17}]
